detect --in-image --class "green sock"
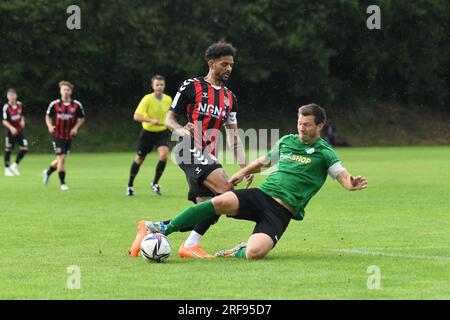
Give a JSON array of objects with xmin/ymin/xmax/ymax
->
[
  {"xmin": 233, "ymin": 247, "xmax": 246, "ymax": 259},
  {"xmin": 165, "ymin": 200, "xmax": 217, "ymax": 236}
]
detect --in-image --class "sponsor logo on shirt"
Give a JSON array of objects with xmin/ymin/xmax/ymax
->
[
  {"xmin": 280, "ymin": 152, "xmax": 312, "ymax": 164},
  {"xmin": 197, "ymin": 103, "xmax": 224, "ymax": 119},
  {"xmin": 10, "ymin": 114, "xmax": 22, "ymax": 121},
  {"xmin": 57, "ymin": 113, "xmax": 74, "ymax": 120}
]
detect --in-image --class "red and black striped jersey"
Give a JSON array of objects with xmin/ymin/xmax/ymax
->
[
  {"xmin": 2, "ymin": 102, "xmax": 24, "ymax": 132},
  {"xmin": 170, "ymin": 77, "xmax": 238, "ymax": 155},
  {"xmin": 46, "ymin": 99, "xmax": 85, "ymax": 140}
]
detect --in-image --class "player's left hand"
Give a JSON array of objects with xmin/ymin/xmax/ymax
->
[
  {"xmin": 350, "ymin": 175, "xmax": 367, "ymax": 190},
  {"xmin": 228, "ymin": 172, "xmax": 245, "ymax": 186},
  {"xmin": 70, "ymin": 128, "xmax": 78, "ymax": 137}
]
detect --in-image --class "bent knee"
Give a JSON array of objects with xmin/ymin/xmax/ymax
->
[
  {"xmin": 212, "ymin": 184, "xmax": 233, "ymax": 195},
  {"xmin": 211, "ymin": 195, "xmax": 228, "ymax": 212},
  {"xmin": 135, "ymin": 156, "xmax": 145, "ymax": 165},
  {"xmin": 245, "ymin": 247, "xmax": 269, "ymax": 260}
]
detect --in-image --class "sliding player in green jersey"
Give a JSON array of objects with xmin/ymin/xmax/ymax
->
[{"xmin": 129, "ymin": 103, "xmax": 367, "ymax": 259}]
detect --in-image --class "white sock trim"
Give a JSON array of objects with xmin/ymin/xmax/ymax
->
[{"xmin": 185, "ymin": 231, "xmax": 203, "ymax": 247}]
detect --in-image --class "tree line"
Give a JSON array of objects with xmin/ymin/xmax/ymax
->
[{"xmin": 0, "ymin": 0, "xmax": 448, "ymax": 122}]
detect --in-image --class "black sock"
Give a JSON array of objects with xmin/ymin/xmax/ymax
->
[
  {"xmin": 47, "ymin": 166, "xmax": 57, "ymax": 176},
  {"xmin": 153, "ymin": 160, "xmax": 167, "ymax": 185},
  {"xmin": 128, "ymin": 161, "xmax": 140, "ymax": 187},
  {"xmin": 58, "ymin": 171, "xmax": 66, "ymax": 184},
  {"xmin": 193, "ymin": 215, "xmax": 221, "ymax": 235},
  {"xmin": 15, "ymin": 150, "xmax": 27, "ymax": 164},
  {"xmin": 4, "ymin": 150, "xmax": 11, "ymax": 167}
]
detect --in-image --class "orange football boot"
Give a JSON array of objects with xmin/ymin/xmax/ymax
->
[
  {"xmin": 178, "ymin": 241, "xmax": 216, "ymax": 259},
  {"xmin": 129, "ymin": 220, "xmax": 149, "ymax": 257}
]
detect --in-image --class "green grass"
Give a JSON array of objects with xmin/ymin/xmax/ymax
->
[{"xmin": 0, "ymin": 146, "xmax": 449, "ymax": 299}]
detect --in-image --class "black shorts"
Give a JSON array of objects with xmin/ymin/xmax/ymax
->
[
  {"xmin": 137, "ymin": 129, "xmax": 169, "ymax": 157},
  {"xmin": 231, "ymin": 188, "xmax": 292, "ymax": 246},
  {"xmin": 5, "ymin": 131, "xmax": 28, "ymax": 150},
  {"xmin": 53, "ymin": 138, "xmax": 72, "ymax": 155},
  {"xmin": 175, "ymin": 141, "xmax": 222, "ymax": 203}
]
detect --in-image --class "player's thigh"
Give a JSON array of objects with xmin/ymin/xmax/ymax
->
[
  {"xmin": 246, "ymin": 233, "xmax": 274, "ymax": 260},
  {"xmin": 211, "ymin": 191, "xmax": 240, "ymax": 215},
  {"xmin": 18, "ymin": 135, "xmax": 28, "ymax": 150},
  {"xmin": 136, "ymin": 131, "xmax": 154, "ymax": 158},
  {"xmin": 56, "ymin": 153, "xmax": 66, "ymax": 164},
  {"xmin": 202, "ymin": 168, "xmax": 232, "ymax": 194},
  {"xmin": 156, "ymin": 145, "xmax": 169, "ymax": 161}
]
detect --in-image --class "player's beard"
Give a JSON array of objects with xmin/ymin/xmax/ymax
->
[{"xmin": 218, "ymin": 71, "xmax": 231, "ymax": 83}]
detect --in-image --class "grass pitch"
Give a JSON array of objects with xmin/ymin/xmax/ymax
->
[{"xmin": 0, "ymin": 146, "xmax": 449, "ymax": 299}]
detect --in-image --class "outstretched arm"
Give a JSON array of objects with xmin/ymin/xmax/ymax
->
[
  {"xmin": 336, "ymin": 171, "xmax": 367, "ymax": 191},
  {"xmin": 225, "ymin": 123, "xmax": 254, "ymax": 185},
  {"xmin": 228, "ymin": 156, "xmax": 268, "ymax": 186}
]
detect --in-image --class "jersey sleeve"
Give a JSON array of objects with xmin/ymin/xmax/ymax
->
[
  {"xmin": 170, "ymin": 79, "xmax": 196, "ymax": 115},
  {"xmin": 324, "ymin": 148, "xmax": 346, "ymax": 180},
  {"xmin": 75, "ymin": 101, "xmax": 86, "ymax": 118},
  {"xmin": 225, "ymin": 93, "xmax": 238, "ymax": 126},
  {"xmin": 2, "ymin": 104, "xmax": 8, "ymax": 121},
  {"xmin": 46, "ymin": 101, "xmax": 56, "ymax": 117},
  {"xmin": 134, "ymin": 95, "xmax": 149, "ymax": 116}
]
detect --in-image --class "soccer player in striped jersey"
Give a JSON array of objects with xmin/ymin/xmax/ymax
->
[
  {"xmin": 2, "ymin": 88, "xmax": 28, "ymax": 176},
  {"xmin": 43, "ymin": 81, "xmax": 85, "ymax": 191},
  {"xmin": 130, "ymin": 104, "xmax": 367, "ymax": 260},
  {"xmin": 129, "ymin": 42, "xmax": 253, "ymax": 258}
]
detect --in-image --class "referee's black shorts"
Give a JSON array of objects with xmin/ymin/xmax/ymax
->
[
  {"xmin": 136, "ymin": 129, "xmax": 170, "ymax": 157},
  {"xmin": 230, "ymin": 188, "xmax": 292, "ymax": 247}
]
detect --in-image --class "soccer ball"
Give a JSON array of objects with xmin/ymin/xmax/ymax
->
[{"xmin": 140, "ymin": 233, "xmax": 171, "ymax": 263}]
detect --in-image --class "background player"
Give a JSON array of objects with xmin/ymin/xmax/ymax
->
[
  {"xmin": 130, "ymin": 104, "xmax": 367, "ymax": 259},
  {"xmin": 43, "ymin": 81, "xmax": 85, "ymax": 190},
  {"xmin": 2, "ymin": 88, "xmax": 28, "ymax": 176},
  {"xmin": 126, "ymin": 75, "xmax": 172, "ymax": 196},
  {"xmin": 130, "ymin": 42, "xmax": 253, "ymax": 258}
]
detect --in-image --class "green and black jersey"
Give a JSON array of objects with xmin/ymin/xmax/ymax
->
[{"xmin": 259, "ymin": 134, "xmax": 344, "ymax": 220}]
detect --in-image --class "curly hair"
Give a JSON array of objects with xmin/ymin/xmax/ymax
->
[{"xmin": 204, "ymin": 42, "xmax": 237, "ymax": 61}]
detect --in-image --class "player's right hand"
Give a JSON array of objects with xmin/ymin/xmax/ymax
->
[
  {"xmin": 10, "ymin": 127, "xmax": 18, "ymax": 136},
  {"xmin": 228, "ymin": 172, "xmax": 245, "ymax": 186},
  {"xmin": 48, "ymin": 126, "xmax": 55, "ymax": 134},
  {"xmin": 149, "ymin": 119, "xmax": 161, "ymax": 125},
  {"xmin": 184, "ymin": 122, "xmax": 195, "ymax": 136}
]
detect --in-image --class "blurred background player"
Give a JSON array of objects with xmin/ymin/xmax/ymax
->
[
  {"xmin": 126, "ymin": 75, "xmax": 172, "ymax": 196},
  {"xmin": 43, "ymin": 81, "xmax": 85, "ymax": 190},
  {"xmin": 2, "ymin": 88, "xmax": 28, "ymax": 176},
  {"xmin": 131, "ymin": 42, "xmax": 253, "ymax": 259}
]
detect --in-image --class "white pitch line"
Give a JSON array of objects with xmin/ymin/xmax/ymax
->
[{"xmin": 333, "ymin": 248, "xmax": 450, "ymax": 262}]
